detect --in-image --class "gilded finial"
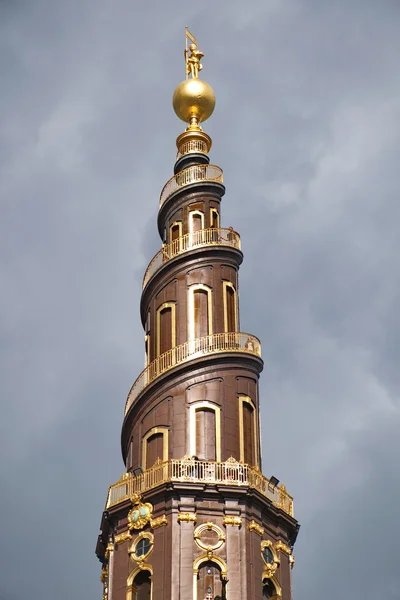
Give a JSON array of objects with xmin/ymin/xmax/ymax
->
[{"xmin": 173, "ymin": 28, "xmax": 216, "ymax": 158}]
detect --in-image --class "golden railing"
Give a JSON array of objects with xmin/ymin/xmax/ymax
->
[
  {"xmin": 125, "ymin": 332, "xmax": 261, "ymax": 415},
  {"xmin": 143, "ymin": 228, "xmax": 241, "ymax": 289},
  {"xmin": 159, "ymin": 164, "xmax": 223, "ymax": 208},
  {"xmin": 176, "ymin": 139, "xmax": 209, "ymax": 158},
  {"xmin": 107, "ymin": 457, "xmax": 294, "ymax": 517}
]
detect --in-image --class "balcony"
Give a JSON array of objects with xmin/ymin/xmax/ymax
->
[
  {"xmin": 159, "ymin": 164, "xmax": 223, "ymax": 208},
  {"xmin": 142, "ymin": 228, "xmax": 241, "ymax": 289},
  {"xmin": 106, "ymin": 457, "xmax": 294, "ymax": 517},
  {"xmin": 125, "ymin": 332, "xmax": 261, "ymax": 416}
]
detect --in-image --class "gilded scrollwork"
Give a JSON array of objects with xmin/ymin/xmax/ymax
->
[
  {"xmin": 114, "ymin": 531, "xmax": 132, "ymax": 545},
  {"xmin": 128, "ymin": 494, "xmax": 153, "ymax": 531},
  {"xmin": 150, "ymin": 515, "xmax": 168, "ymax": 529},
  {"xmin": 275, "ymin": 540, "xmax": 292, "ymax": 555},
  {"xmin": 223, "ymin": 516, "xmax": 242, "ymax": 527},
  {"xmin": 249, "ymin": 520, "xmax": 264, "ymax": 536},
  {"xmin": 177, "ymin": 512, "xmax": 197, "ymax": 523}
]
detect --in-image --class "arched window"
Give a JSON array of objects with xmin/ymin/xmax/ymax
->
[
  {"xmin": 239, "ymin": 396, "xmax": 258, "ymax": 466},
  {"xmin": 197, "ymin": 562, "xmax": 222, "ymax": 600},
  {"xmin": 131, "ymin": 570, "xmax": 152, "ymax": 600},
  {"xmin": 263, "ymin": 578, "xmax": 276, "ymax": 599},
  {"xmin": 190, "ymin": 402, "xmax": 221, "ymax": 462},
  {"xmin": 223, "ymin": 282, "xmax": 238, "ymax": 332},
  {"xmin": 188, "ymin": 284, "xmax": 213, "ymax": 341},
  {"xmin": 142, "ymin": 426, "xmax": 169, "ymax": 470},
  {"xmin": 156, "ymin": 302, "xmax": 176, "ymax": 357}
]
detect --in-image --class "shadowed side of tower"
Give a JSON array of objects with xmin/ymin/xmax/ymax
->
[{"xmin": 95, "ymin": 29, "xmax": 299, "ymax": 600}]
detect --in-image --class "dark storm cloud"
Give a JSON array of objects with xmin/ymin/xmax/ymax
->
[{"xmin": 1, "ymin": 1, "xmax": 399, "ymax": 599}]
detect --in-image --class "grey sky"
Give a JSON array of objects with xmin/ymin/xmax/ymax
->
[{"xmin": 1, "ymin": 1, "xmax": 399, "ymax": 598}]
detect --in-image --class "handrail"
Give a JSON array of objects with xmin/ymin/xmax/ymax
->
[
  {"xmin": 159, "ymin": 164, "xmax": 223, "ymax": 208},
  {"xmin": 125, "ymin": 332, "xmax": 261, "ymax": 416},
  {"xmin": 142, "ymin": 228, "xmax": 241, "ymax": 289},
  {"xmin": 107, "ymin": 457, "xmax": 294, "ymax": 517}
]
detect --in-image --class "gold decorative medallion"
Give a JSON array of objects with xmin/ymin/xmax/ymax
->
[
  {"xmin": 128, "ymin": 494, "xmax": 153, "ymax": 531},
  {"xmin": 249, "ymin": 520, "xmax": 264, "ymax": 536},
  {"xmin": 194, "ymin": 522, "xmax": 225, "ymax": 551},
  {"xmin": 223, "ymin": 515, "xmax": 242, "ymax": 527}
]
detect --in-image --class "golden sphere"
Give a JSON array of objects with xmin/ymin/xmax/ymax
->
[{"xmin": 173, "ymin": 78, "xmax": 216, "ymax": 124}]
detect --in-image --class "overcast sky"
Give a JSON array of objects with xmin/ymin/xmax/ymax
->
[{"xmin": 1, "ymin": 1, "xmax": 400, "ymax": 599}]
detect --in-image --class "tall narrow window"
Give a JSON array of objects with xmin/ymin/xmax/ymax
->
[
  {"xmin": 188, "ymin": 285, "xmax": 212, "ymax": 341},
  {"xmin": 169, "ymin": 221, "xmax": 182, "ymax": 255},
  {"xmin": 142, "ymin": 426, "xmax": 168, "ymax": 470},
  {"xmin": 196, "ymin": 408, "xmax": 216, "ymax": 461},
  {"xmin": 223, "ymin": 282, "xmax": 238, "ymax": 332},
  {"xmin": 133, "ymin": 570, "xmax": 151, "ymax": 600},
  {"xmin": 156, "ymin": 303, "xmax": 176, "ymax": 357},
  {"xmin": 210, "ymin": 208, "xmax": 219, "ymax": 229},
  {"xmin": 189, "ymin": 210, "xmax": 205, "ymax": 246},
  {"xmin": 239, "ymin": 396, "xmax": 258, "ymax": 466},
  {"xmin": 194, "ymin": 289, "xmax": 209, "ymax": 339},
  {"xmin": 243, "ymin": 401, "xmax": 255, "ymax": 464},
  {"xmin": 145, "ymin": 432, "xmax": 164, "ymax": 469},
  {"xmin": 190, "ymin": 402, "xmax": 221, "ymax": 461}
]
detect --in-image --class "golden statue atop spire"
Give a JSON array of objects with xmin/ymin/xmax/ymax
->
[
  {"xmin": 173, "ymin": 28, "xmax": 216, "ymax": 131},
  {"xmin": 184, "ymin": 27, "xmax": 204, "ymax": 79}
]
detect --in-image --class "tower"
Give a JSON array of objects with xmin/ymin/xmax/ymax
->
[{"xmin": 96, "ymin": 31, "xmax": 299, "ymax": 600}]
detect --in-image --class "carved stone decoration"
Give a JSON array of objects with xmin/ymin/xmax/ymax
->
[
  {"xmin": 150, "ymin": 515, "xmax": 168, "ymax": 529},
  {"xmin": 177, "ymin": 512, "xmax": 197, "ymax": 523},
  {"xmin": 248, "ymin": 520, "xmax": 264, "ymax": 536},
  {"xmin": 194, "ymin": 522, "xmax": 225, "ymax": 551},
  {"xmin": 128, "ymin": 494, "xmax": 153, "ymax": 531},
  {"xmin": 114, "ymin": 531, "xmax": 132, "ymax": 545},
  {"xmin": 223, "ymin": 515, "xmax": 242, "ymax": 527}
]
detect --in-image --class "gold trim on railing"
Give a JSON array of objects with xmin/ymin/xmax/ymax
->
[
  {"xmin": 106, "ymin": 457, "xmax": 294, "ymax": 517},
  {"xmin": 125, "ymin": 332, "xmax": 261, "ymax": 416},
  {"xmin": 159, "ymin": 164, "xmax": 223, "ymax": 208},
  {"xmin": 143, "ymin": 228, "xmax": 241, "ymax": 289}
]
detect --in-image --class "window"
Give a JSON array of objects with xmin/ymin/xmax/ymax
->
[
  {"xmin": 239, "ymin": 396, "xmax": 258, "ymax": 466},
  {"xmin": 188, "ymin": 284, "xmax": 213, "ymax": 341},
  {"xmin": 169, "ymin": 221, "xmax": 183, "ymax": 254},
  {"xmin": 142, "ymin": 426, "xmax": 169, "ymax": 470},
  {"xmin": 210, "ymin": 208, "xmax": 219, "ymax": 229},
  {"xmin": 196, "ymin": 408, "xmax": 216, "ymax": 461},
  {"xmin": 263, "ymin": 579, "xmax": 276, "ymax": 599},
  {"xmin": 136, "ymin": 538, "xmax": 151, "ymax": 557},
  {"xmin": 189, "ymin": 211, "xmax": 205, "ymax": 245},
  {"xmin": 223, "ymin": 282, "xmax": 237, "ymax": 332},
  {"xmin": 156, "ymin": 302, "xmax": 176, "ymax": 357},
  {"xmin": 132, "ymin": 570, "xmax": 151, "ymax": 600},
  {"xmin": 190, "ymin": 402, "xmax": 221, "ymax": 462}
]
